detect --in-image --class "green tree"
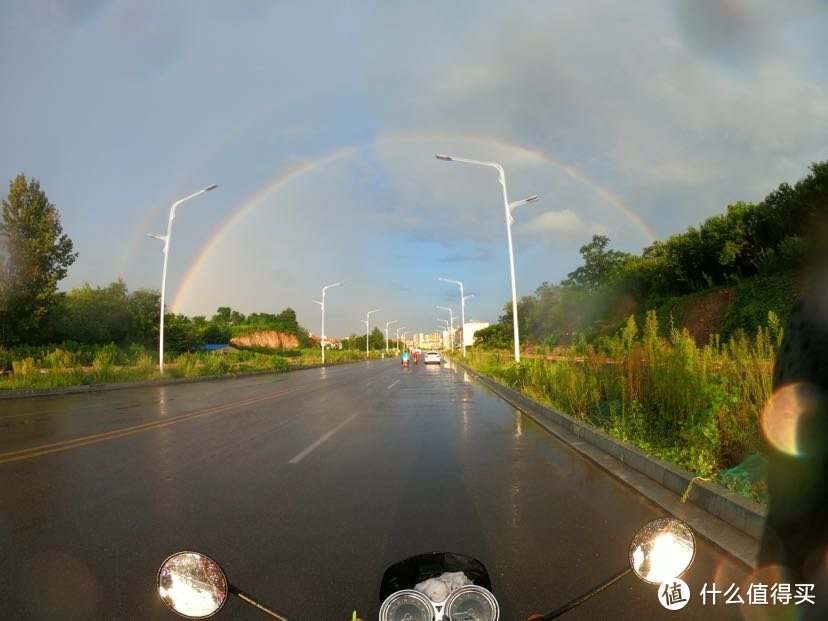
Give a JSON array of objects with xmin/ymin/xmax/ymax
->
[
  {"xmin": 369, "ymin": 327, "xmax": 384, "ymax": 350},
  {"xmin": 474, "ymin": 323, "xmax": 512, "ymax": 349},
  {"xmin": 0, "ymin": 174, "xmax": 77, "ymax": 345},
  {"xmin": 54, "ymin": 280, "xmax": 133, "ymax": 344},
  {"xmin": 51, "ymin": 280, "xmax": 160, "ymax": 347},
  {"xmin": 213, "ymin": 307, "xmax": 232, "ymax": 324},
  {"xmin": 562, "ymin": 235, "xmax": 630, "ymax": 291},
  {"xmin": 164, "ymin": 314, "xmax": 201, "ymax": 353},
  {"xmin": 128, "ymin": 288, "xmax": 160, "ymax": 346}
]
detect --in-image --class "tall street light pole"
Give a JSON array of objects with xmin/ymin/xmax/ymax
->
[
  {"xmin": 439, "ymin": 277, "xmax": 469, "ymax": 358},
  {"xmin": 385, "ymin": 320, "xmax": 397, "ymax": 353},
  {"xmin": 437, "ymin": 153, "xmax": 538, "ymax": 362},
  {"xmin": 436, "ymin": 318, "xmax": 449, "ymax": 350},
  {"xmin": 396, "ymin": 326, "xmax": 406, "ymax": 351},
  {"xmin": 436, "ymin": 306, "xmax": 454, "ymax": 350},
  {"xmin": 313, "ymin": 281, "xmax": 343, "ymax": 366},
  {"xmin": 363, "ymin": 309, "xmax": 380, "ymax": 357},
  {"xmin": 148, "ymin": 184, "xmax": 218, "ymax": 375},
  {"xmin": 462, "ymin": 293, "xmax": 475, "ymax": 351}
]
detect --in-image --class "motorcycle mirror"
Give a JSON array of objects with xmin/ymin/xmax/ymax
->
[
  {"xmin": 628, "ymin": 518, "xmax": 696, "ymax": 584},
  {"xmin": 158, "ymin": 551, "xmax": 228, "ymax": 618}
]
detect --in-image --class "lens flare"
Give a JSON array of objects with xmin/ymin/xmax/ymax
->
[{"xmin": 761, "ymin": 383, "xmax": 825, "ymax": 457}]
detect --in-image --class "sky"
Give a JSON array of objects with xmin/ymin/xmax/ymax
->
[{"xmin": 2, "ymin": 0, "xmax": 827, "ymax": 339}]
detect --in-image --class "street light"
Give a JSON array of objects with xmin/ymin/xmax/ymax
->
[
  {"xmin": 462, "ymin": 294, "xmax": 475, "ymax": 349},
  {"xmin": 439, "ymin": 277, "xmax": 472, "ymax": 358},
  {"xmin": 436, "ymin": 318, "xmax": 449, "ymax": 350},
  {"xmin": 385, "ymin": 320, "xmax": 397, "ymax": 352},
  {"xmin": 436, "ymin": 305, "xmax": 455, "ymax": 350},
  {"xmin": 396, "ymin": 326, "xmax": 406, "ymax": 351},
  {"xmin": 313, "ymin": 281, "xmax": 343, "ymax": 366},
  {"xmin": 148, "ymin": 183, "xmax": 218, "ymax": 375},
  {"xmin": 362, "ymin": 309, "xmax": 381, "ymax": 357},
  {"xmin": 437, "ymin": 153, "xmax": 538, "ymax": 362}
]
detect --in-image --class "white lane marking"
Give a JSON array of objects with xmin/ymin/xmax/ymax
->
[
  {"xmin": 288, "ymin": 413, "xmax": 360, "ymax": 464},
  {"xmin": 387, "ymin": 379, "xmax": 400, "ymax": 390}
]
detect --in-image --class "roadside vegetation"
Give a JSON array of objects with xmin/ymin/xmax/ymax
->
[
  {"xmin": 470, "ymin": 160, "xmax": 828, "ymax": 503},
  {"xmin": 476, "ymin": 161, "xmax": 826, "ymax": 351},
  {"xmin": 0, "ymin": 343, "xmax": 389, "ymax": 391},
  {"xmin": 0, "ymin": 174, "xmax": 389, "ymax": 391},
  {"xmin": 466, "ymin": 309, "xmax": 779, "ymax": 502}
]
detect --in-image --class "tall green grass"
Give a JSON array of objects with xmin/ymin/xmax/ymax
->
[
  {"xmin": 465, "ymin": 310, "xmax": 778, "ymax": 501},
  {"xmin": 0, "ymin": 342, "xmax": 387, "ymax": 391},
  {"xmin": 0, "ymin": 344, "xmax": 294, "ymax": 389}
]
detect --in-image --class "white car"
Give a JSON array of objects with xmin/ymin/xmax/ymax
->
[{"xmin": 424, "ymin": 351, "xmax": 442, "ymax": 365}]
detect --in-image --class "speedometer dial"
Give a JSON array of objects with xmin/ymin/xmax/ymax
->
[
  {"xmin": 379, "ymin": 589, "xmax": 434, "ymax": 621},
  {"xmin": 446, "ymin": 585, "xmax": 499, "ymax": 621}
]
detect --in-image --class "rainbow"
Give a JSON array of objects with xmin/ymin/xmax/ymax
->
[{"xmin": 169, "ymin": 130, "xmax": 656, "ymax": 313}]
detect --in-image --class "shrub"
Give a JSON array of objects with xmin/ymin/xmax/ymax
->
[{"xmin": 464, "ymin": 308, "xmax": 777, "ymax": 499}]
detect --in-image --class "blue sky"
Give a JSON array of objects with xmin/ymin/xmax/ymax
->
[{"xmin": 2, "ymin": 0, "xmax": 827, "ymax": 338}]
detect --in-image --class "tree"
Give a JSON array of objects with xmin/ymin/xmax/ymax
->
[
  {"xmin": 128, "ymin": 288, "xmax": 160, "ymax": 347},
  {"xmin": 562, "ymin": 235, "xmax": 630, "ymax": 291},
  {"xmin": 213, "ymin": 307, "xmax": 232, "ymax": 325},
  {"xmin": 54, "ymin": 280, "xmax": 132, "ymax": 344},
  {"xmin": 368, "ymin": 327, "xmax": 384, "ymax": 350},
  {"xmin": 164, "ymin": 314, "xmax": 201, "ymax": 353},
  {"xmin": 0, "ymin": 174, "xmax": 77, "ymax": 345},
  {"xmin": 474, "ymin": 323, "xmax": 512, "ymax": 349},
  {"xmin": 50, "ymin": 280, "xmax": 160, "ymax": 347}
]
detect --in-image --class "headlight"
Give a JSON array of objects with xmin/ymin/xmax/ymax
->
[
  {"xmin": 379, "ymin": 589, "xmax": 434, "ymax": 621},
  {"xmin": 445, "ymin": 585, "xmax": 499, "ymax": 621}
]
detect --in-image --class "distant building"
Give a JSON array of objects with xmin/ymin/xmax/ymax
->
[
  {"xmin": 309, "ymin": 334, "xmax": 342, "ymax": 349},
  {"xmin": 463, "ymin": 321, "xmax": 490, "ymax": 348},
  {"xmin": 417, "ymin": 331, "xmax": 443, "ymax": 350}
]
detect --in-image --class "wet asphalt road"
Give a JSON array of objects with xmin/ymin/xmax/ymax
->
[{"xmin": 1, "ymin": 359, "xmax": 751, "ymax": 620}]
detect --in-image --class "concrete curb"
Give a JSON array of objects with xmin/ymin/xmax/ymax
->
[{"xmin": 455, "ymin": 361, "xmax": 766, "ymax": 549}]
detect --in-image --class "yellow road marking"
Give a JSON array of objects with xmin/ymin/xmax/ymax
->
[{"xmin": 0, "ymin": 384, "xmax": 310, "ymax": 465}]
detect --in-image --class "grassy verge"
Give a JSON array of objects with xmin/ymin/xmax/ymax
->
[
  {"xmin": 0, "ymin": 345, "xmax": 390, "ymax": 391},
  {"xmin": 463, "ymin": 310, "xmax": 777, "ymax": 503}
]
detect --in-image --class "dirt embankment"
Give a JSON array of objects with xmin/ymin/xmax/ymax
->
[
  {"xmin": 679, "ymin": 288, "xmax": 736, "ymax": 346},
  {"xmin": 230, "ymin": 331, "xmax": 300, "ymax": 349}
]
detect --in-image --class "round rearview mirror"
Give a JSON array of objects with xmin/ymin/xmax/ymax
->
[
  {"xmin": 629, "ymin": 518, "xmax": 696, "ymax": 584},
  {"xmin": 158, "ymin": 551, "xmax": 228, "ymax": 618}
]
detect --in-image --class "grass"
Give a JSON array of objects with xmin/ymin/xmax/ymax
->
[
  {"xmin": 463, "ymin": 310, "xmax": 777, "ymax": 502},
  {"xmin": 0, "ymin": 345, "xmax": 390, "ymax": 391},
  {"xmin": 0, "ymin": 347, "xmax": 289, "ymax": 389}
]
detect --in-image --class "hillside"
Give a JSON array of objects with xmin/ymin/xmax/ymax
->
[
  {"xmin": 231, "ymin": 330, "xmax": 301, "ymax": 350},
  {"xmin": 476, "ymin": 160, "xmax": 825, "ymax": 349},
  {"xmin": 610, "ymin": 271, "xmax": 801, "ymax": 347}
]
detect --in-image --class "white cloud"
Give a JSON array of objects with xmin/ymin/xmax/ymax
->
[
  {"xmin": 6, "ymin": 0, "xmax": 828, "ymax": 333},
  {"xmin": 522, "ymin": 209, "xmax": 604, "ymax": 238}
]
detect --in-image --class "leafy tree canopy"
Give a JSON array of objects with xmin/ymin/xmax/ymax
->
[
  {"xmin": 0, "ymin": 174, "xmax": 76, "ymax": 345},
  {"xmin": 562, "ymin": 235, "xmax": 630, "ymax": 291}
]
